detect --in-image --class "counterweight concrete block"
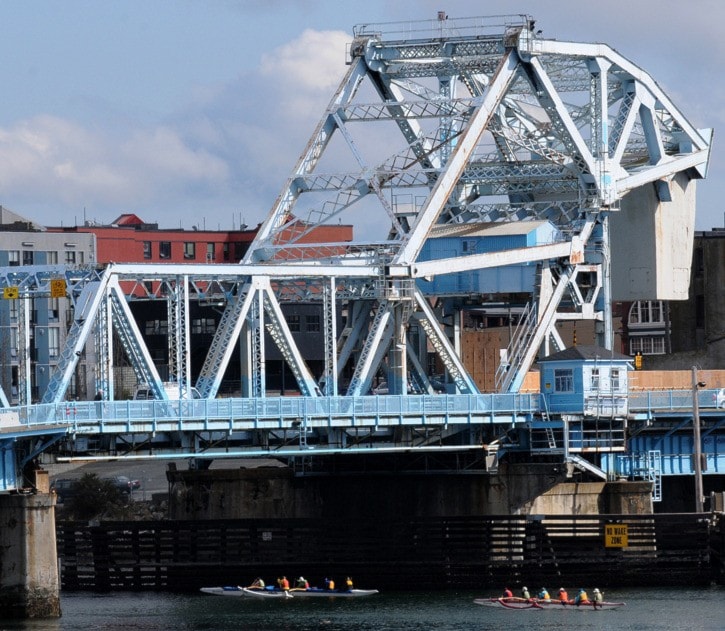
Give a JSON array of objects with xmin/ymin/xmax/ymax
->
[{"xmin": 0, "ymin": 493, "xmax": 61, "ymax": 618}]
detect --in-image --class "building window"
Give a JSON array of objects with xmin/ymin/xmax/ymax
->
[
  {"xmin": 45, "ymin": 251, "xmax": 58, "ymax": 264},
  {"xmin": 590, "ymin": 368, "xmax": 599, "ymax": 391},
  {"xmin": 47, "ymin": 327, "xmax": 60, "ymax": 358},
  {"xmin": 143, "ymin": 241, "xmax": 152, "ymax": 259},
  {"xmin": 191, "ymin": 318, "xmax": 216, "ymax": 334},
  {"xmin": 206, "ymin": 243, "xmax": 215, "ymax": 261},
  {"xmin": 65, "ymin": 250, "xmax": 76, "ymax": 264},
  {"xmin": 10, "ymin": 329, "xmax": 18, "ymax": 357},
  {"xmin": 306, "ymin": 314, "xmax": 320, "ymax": 332},
  {"xmin": 628, "ymin": 300, "xmax": 664, "ymax": 325},
  {"xmin": 629, "ymin": 336, "xmax": 665, "ymax": 355},
  {"xmin": 23, "ymin": 250, "xmax": 34, "ymax": 265},
  {"xmin": 234, "ymin": 242, "xmax": 248, "ymax": 260},
  {"xmin": 223, "ymin": 242, "xmax": 230, "ymax": 261},
  {"xmin": 184, "ymin": 242, "xmax": 196, "ymax": 259},
  {"xmin": 159, "ymin": 242, "xmax": 171, "ymax": 259},
  {"xmin": 8, "ymin": 251, "xmax": 20, "ymax": 266},
  {"xmin": 611, "ymin": 369, "xmax": 621, "ymax": 391},
  {"xmin": 48, "ymin": 298, "xmax": 60, "ymax": 322},
  {"xmin": 695, "ymin": 295, "xmax": 705, "ymax": 328},
  {"xmin": 144, "ymin": 320, "xmax": 168, "ymax": 335},
  {"xmin": 287, "ymin": 315, "xmax": 300, "ymax": 332},
  {"xmin": 554, "ymin": 368, "xmax": 574, "ymax": 393},
  {"xmin": 694, "ymin": 246, "xmax": 704, "ymax": 277}
]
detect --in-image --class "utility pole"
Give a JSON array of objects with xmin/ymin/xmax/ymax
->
[{"xmin": 691, "ymin": 366, "xmax": 704, "ymax": 513}]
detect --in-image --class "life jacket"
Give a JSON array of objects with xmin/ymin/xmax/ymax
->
[
  {"xmin": 503, "ymin": 589, "xmax": 513, "ymax": 598},
  {"xmin": 559, "ymin": 590, "xmax": 568, "ymax": 601}
]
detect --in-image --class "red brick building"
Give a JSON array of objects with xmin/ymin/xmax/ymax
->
[{"xmin": 48, "ymin": 213, "xmax": 354, "ymax": 265}]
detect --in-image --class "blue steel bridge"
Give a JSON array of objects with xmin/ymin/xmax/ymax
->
[
  {"xmin": 0, "ymin": 15, "xmax": 719, "ymax": 500},
  {"xmin": 2, "ymin": 382, "xmax": 724, "ymax": 500}
]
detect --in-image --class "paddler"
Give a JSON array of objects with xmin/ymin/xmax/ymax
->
[
  {"xmin": 574, "ymin": 588, "xmax": 589, "ymax": 606},
  {"xmin": 537, "ymin": 587, "xmax": 550, "ymax": 601},
  {"xmin": 521, "ymin": 586, "xmax": 531, "ymax": 600},
  {"xmin": 558, "ymin": 587, "xmax": 569, "ymax": 603}
]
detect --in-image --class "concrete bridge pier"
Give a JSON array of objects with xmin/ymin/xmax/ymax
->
[{"xmin": 0, "ymin": 472, "xmax": 61, "ymax": 619}]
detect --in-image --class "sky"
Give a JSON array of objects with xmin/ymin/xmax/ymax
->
[{"xmin": 0, "ymin": 0, "xmax": 722, "ymax": 233}]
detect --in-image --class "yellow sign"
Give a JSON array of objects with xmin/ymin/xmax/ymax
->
[
  {"xmin": 605, "ymin": 524, "xmax": 628, "ymax": 548},
  {"xmin": 50, "ymin": 279, "xmax": 67, "ymax": 298},
  {"xmin": 3, "ymin": 286, "xmax": 19, "ymax": 299}
]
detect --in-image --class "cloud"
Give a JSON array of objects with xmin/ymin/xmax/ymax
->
[
  {"xmin": 0, "ymin": 27, "xmax": 352, "ymax": 227},
  {"xmin": 260, "ymin": 29, "xmax": 349, "ymax": 92},
  {"xmin": 0, "ymin": 115, "xmax": 230, "ymax": 216}
]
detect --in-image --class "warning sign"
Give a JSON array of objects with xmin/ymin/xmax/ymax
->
[
  {"xmin": 50, "ymin": 279, "xmax": 67, "ymax": 298},
  {"xmin": 605, "ymin": 524, "xmax": 628, "ymax": 548},
  {"xmin": 3, "ymin": 286, "xmax": 19, "ymax": 299}
]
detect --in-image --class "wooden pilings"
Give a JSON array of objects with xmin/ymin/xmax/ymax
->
[{"xmin": 55, "ymin": 513, "xmax": 719, "ymax": 592}]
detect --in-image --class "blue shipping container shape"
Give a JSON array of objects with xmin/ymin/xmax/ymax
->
[{"xmin": 416, "ymin": 220, "xmax": 562, "ymax": 296}]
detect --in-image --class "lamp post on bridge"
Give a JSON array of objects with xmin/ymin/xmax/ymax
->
[{"xmin": 691, "ymin": 366, "xmax": 705, "ymax": 513}]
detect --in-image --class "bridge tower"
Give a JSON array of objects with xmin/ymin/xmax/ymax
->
[{"xmin": 240, "ymin": 13, "xmax": 711, "ymax": 397}]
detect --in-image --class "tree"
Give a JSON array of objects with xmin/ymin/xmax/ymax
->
[{"xmin": 65, "ymin": 473, "xmax": 127, "ymax": 520}]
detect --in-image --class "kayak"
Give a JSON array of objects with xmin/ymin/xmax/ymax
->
[
  {"xmin": 474, "ymin": 597, "xmax": 625, "ymax": 610},
  {"xmin": 200, "ymin": 586, "xmax": 379, "ymax": 598},
  {"xmin": 474, "ymin": 597, "xmax": 543, "ymax": 610},
  {"xmin": 243, "ymin": 587, "xmax": 379, "ymax": 598}
]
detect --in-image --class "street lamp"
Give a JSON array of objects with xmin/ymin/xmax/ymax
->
[{"xmin": 691, "ymin": 366, "xmax": 705, "ymax": 513}]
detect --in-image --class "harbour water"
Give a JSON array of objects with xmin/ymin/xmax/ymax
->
[{"xmin": 1, "ymin": 586, "xmax": 724, "ymax": 631}]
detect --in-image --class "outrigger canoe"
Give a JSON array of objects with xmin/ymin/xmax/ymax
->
[
  {"xmin": 200, "ymin": 586, "xmax": 379, "ymax": 598},
  {"xmin": 474, "ymin": 597, "xmax": 625, "ymax": 610}
]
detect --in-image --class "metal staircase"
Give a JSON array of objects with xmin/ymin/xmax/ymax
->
[
  {"xmin": 495, "ymin": 301, "xmax": 536, "ymax": 392},
  {"xmin": 565, "ymin": 454, "xmax": 608, "ymax": 480}
]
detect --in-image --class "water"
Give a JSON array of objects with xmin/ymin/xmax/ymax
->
[{"xmin": 2, "ymin": 586, "xmax": 724, "ymax": 631}]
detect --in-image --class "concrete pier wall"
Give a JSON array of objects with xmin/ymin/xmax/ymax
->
[
  {"xmin": 167, "ymin": 462, "xmax": 654, "ymax": 520},
  {"xmin": 0, "ymin": 492, "xmax": 61, "ymax": 618}
]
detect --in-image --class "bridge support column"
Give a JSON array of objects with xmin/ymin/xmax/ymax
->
[{"xmin": 0, "ymin": 488, "xmax": 61, "ymax": 618}]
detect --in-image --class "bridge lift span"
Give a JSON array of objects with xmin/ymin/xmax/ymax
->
[{"xmin": 0, "ymin": 15, "xmax": 712, "ymax": 490}]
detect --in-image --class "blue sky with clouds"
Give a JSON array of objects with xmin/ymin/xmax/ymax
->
[{"xmin": 0, "ymin": 0, "xmax": 721, "ymax": 231}]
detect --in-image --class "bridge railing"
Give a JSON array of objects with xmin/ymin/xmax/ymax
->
[
  {"xmin": 629, "ymin": 389, "xmax": 721, "ymax": 412},
  {"xmin": 10, "ymin": 393, "xmax": 540, "ymax": 435}
]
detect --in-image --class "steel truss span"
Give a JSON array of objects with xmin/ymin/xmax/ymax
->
[{"xmin": 0, "ymin": 15, "xmax": 712, "ymax": 485}]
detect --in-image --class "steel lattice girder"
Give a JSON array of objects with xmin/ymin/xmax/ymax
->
[{"xmin": 0, "ymin": 15, "xmax": 713, "ymax": 408}]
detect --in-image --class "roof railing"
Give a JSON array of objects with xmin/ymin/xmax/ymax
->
[{"xmin": 352, "ymin": 14, "xmax": 533, "ymax": 42}]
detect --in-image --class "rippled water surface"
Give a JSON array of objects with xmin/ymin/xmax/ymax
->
[{"xmin": 2, "ymin": 586, "xmax": 724, "ymax": 631}]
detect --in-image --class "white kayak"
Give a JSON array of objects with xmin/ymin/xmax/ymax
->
[{"xmin": 200, "ymin": 586, "xmax": 379, "ymax": 598}]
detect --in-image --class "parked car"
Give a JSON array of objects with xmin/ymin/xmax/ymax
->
[
  {"xmin": 102, "ymin": 475, "xmax": 139, "ymax": 494},
  {"xmin": 50, "ymin": 478, "xmax": 79, "ymax": 503},
  {"xmin": 714, "ymin": 388, "xmax": 725, "ymax": 409},
  {"xmin": 371, "ymin": 380, "xmax": 421, "ymax": 395},
  {"xmin": 133, "ymin": 382, "xmax": 201, "ymax": 400}
]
